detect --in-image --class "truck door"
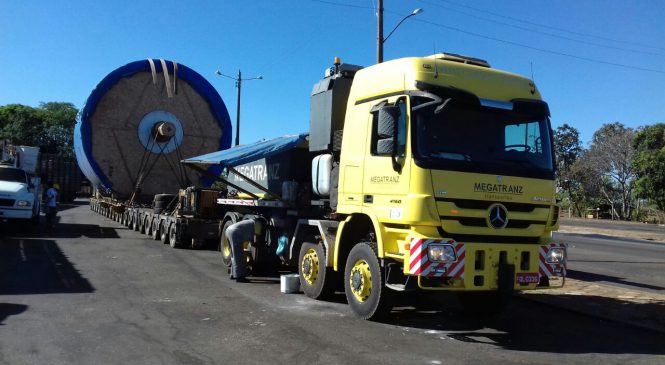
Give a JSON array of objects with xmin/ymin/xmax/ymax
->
[{"xmin": 362, "ymin": 96, "xmax": 411, "ymax": 222}]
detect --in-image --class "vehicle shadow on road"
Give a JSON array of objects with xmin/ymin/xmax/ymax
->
[
  {"xmin": 381, "ymin": 292, "xmax": 665, "ymax": 355},
  {"xmin": 0, "ymin": 303, "xmax": 28, "ymax": 325},
  {"xmin": 567, "ymin": 269, "xmax": 665, "ymax": 291},
  {"xmin": 1, "ymin": 220, "xmax": 120, "ymax": 239},
  {"xmin": 0, "ymin": 238, "xmax": 95, "ymax": 295}
]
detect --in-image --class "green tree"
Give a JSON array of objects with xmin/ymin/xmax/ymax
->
[
  {"xmin": 633, "ymin": 123, "xmax": 665, "ymax": 211},
  {"xmin": 587, "ymin": 122, "xmax": 636, "ymax": 220},
  {"xmin": 553, "ymin": 124, "xmax": 585, "ymax": 215},
  {"xmin": 0, "ymin": 102, "xmax": 77, "ymax": 157}
]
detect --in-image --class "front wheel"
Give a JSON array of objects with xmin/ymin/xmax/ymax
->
[
  {"xmin": 299, "ymin": 242, "xmax": 337, "ymax": 300},
  {"xmin": 344, "ymin": 242, "xmax": 393, "ymax": 320}
]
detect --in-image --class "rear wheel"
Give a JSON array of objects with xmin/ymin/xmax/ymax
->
[
  {"xmin": 219, "ymin": 220, "xmax": 234, "ymax": 267},
  {"xmin": 132, "ymin": 215, "xmax": 140, "ymax": 231},
  {"xmin": 299, "ymin": 242, "xmax": 337, "ymax": 300},
  {"xmin": 169, "ymin": 224, "xmax": 181, "ymax": 248},
  {"xmin": 344, "ymin": 242, "xmax": 393, "ymax": 320}
]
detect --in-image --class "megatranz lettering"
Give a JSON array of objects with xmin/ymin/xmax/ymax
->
[
  {"xmin": 370, "ymin": 176, "xmax": 400, "ymax": 184},
  {"xmin": 474, "ymin": 182, "xmax": 523, "ymax": 195}
]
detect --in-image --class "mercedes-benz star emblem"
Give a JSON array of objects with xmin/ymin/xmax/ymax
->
[{"xmin": 488, "ymin": 204, "xmax": 508, "ymax": 229}]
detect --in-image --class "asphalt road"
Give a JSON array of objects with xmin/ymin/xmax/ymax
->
[
  {"xmin": 554, "ymin": 232, "xmax": 665, "ymax": 295},
  {"xmin": 0, "ymin": 201, "xmax": 664, "ymax": 365}
]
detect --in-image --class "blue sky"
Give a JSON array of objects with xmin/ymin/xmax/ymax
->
[{"xmin": 1, "ymin": 0, "xmax": 663, "ymax": 146}]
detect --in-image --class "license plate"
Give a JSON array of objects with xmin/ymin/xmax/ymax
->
[{"xmin": 516, "ymin": 273, "xmax": 540, "ymax": 284}]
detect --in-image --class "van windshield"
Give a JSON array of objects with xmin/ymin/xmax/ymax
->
[
  {"xmin": 412, "ymin": 99, "xmax": 555, "ymax": 179},
  {"xmin": 0, "ymin": 167, "xmax": 28, "ymax": 183}
]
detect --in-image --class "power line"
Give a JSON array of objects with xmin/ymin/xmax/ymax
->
[
  {"xmin": 409, "ymin": 15, "xmax": 665, "ymax": 75},
  {"xmin": 313, "ymin": 0, "xmax": 665, "ymax": 74},
  {"xmin": 311, "ymin": 0, "xmax": 374, "ymax": 11},
  {"xmin": 434, "ymin": 0, "xmax": 665, "ymax": 52},
  {"xmin": 416, "ymin": 0, "xmax": 663, "ymax": 57}
]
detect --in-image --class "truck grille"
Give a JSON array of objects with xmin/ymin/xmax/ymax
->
[
  {"xmin": 0, "ymin": 199, "xmax": 15, "ymax": 206},
  {"xmin": 440, "ymin": 216, "xmax": 547, "ymax": 229},
  {"xmin": 436, "ymin": 198, "xmax": 549, "ymax": 212}
]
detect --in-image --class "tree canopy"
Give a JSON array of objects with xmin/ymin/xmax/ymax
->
[
  {"xmin": 0, "ymin": 102, "xmax": 77, "ymax": 156},
  {"xmin": 633, "ymin": 123, "xmax": 665, "ymax": 211}
]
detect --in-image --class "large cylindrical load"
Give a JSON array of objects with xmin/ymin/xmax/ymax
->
[{"xmin": 74, "ymin": 59, "xmax": 231, "ymax": 199}]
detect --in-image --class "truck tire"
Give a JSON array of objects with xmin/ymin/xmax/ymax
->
[
  {"xmin": 169, "ymin": 224, "xmax": 181, "ymax": 248},
  {"xmin": 219, "ymin": 220, "xmax": 234, "ymax": 267},
  {"xmin": 132, "ymin": 215, "xmax": 140, "ymax": 231},
  {"xmin": 146, "ymin": 217, "xmax": 153, "ymax": 236},
  {"xmin": 299, "ymin": 242, "xmax": 337, "ymax": 300},
  {"xmin": 151, "ymin": 220, "xmax": 160, "ymax": 240},
  {"xmin": 344, "ymin": 242, "xmax": 393, "ymax": 320},
  {"xmin": 160, "ymin": 222, "xmax": 169, "ymax": 244},
  {"xmin": 140, "ymin": 216, "xmax": 147, "ymax": 234}
]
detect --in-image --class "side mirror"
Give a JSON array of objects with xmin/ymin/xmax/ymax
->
[
  {"xmin": 376, "ymin": 106, "xmax": 399, "ymax": 156},
  {"xmin": 376, "ymin": 105, "xmax": 402, "ymax": 172}
]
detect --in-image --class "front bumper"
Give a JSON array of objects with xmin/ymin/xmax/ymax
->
[
  {"xmin": 0, "ymin": 207, "xmax": 34, "ymax": 220},
  {"xmin": 406, "ymin": 237, "xmax": 566, "ymax": 291}
]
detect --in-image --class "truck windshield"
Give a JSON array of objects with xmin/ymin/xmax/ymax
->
[
  {"xmin": 0, "ymin": 167, "xmax": 28, "ymax": 183},
  {"xmin": 412, "ymin": 99, "xmax": 555, "ymax": 179}
]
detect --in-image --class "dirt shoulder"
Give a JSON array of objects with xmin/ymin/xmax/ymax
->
[
  {"xmin": 520, "ymin": 278, "xmax": 665, "ymax": 334},
  {"xmin": 557, "ymin": 224, "xmax": 665, "ymax": 243}
]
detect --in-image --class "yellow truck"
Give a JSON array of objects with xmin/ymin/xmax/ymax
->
[{"xmin": 184, "ymin": 53, "xmax": 566, "ymax": 320}]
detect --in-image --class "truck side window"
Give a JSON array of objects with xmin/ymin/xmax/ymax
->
[{"xmin": 370, "ymin": 98, "xmax": 407, "ymax": 156}]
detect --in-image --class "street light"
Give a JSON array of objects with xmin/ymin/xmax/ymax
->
[
  {"xmin": 377, "ymin": 1, "xmax": 423, "ymax": 63},
  {"xmin": 214, "ymin": 69, "xmax": 263, "ymax": 146}
]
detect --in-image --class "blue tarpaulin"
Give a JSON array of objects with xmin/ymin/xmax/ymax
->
[{"xmin": 182, "ymin": 133, "xmax": 308, "ymax": 167}]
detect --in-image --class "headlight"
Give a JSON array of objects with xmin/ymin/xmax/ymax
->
[
  {"xmin": 428, "ymin": 244, "xmax": 457, "ymax": 263},
  {"xmin": 17, "ymin": 200, "xmax": 32, "ymax": 207},
  {"xmin": 546, "ymin": 247, "xmax": 566, "ymax": 263}
]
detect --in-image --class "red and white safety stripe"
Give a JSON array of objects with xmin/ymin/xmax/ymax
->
[
  {"xmin": 409, "ymin": 238, "xmax": 465, "ymax": 278},
  {"xmin": 539, "ymin": 243, "xmax": 567, "ymax": 279}
]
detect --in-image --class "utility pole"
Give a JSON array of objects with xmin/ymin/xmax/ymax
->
[
  {"xmin": 235, "ymin": 70, "xmax": 241, "ymax": 147},
  {"xmin": 215, "ymin": 69, "xmax": 263, "ymax": 146},
  {"xmin": 377, "ymin": 0, "xmax": 384, "ymax": 64},
  {"xmin": 376, "ymin": 2, "xmax": 423, "ymax": 64}
]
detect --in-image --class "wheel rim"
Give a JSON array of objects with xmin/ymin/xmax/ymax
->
[
  {"xmin": 349, "ymin": 259, "xmax": 372, "ymax": 302},
  {"xmin": 170, "ymin": 227, "xmax": 176, "ymax": 244},
  {"xmin": 222, "ymin": 237, "xmax": 231, "ymax": 258},
  {"xmin": 301, "ymin": 248, "xmax": 320, "ymax": 286}
]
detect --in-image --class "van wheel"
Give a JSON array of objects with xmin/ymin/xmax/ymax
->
[
  {"xmin": 344, "ymin": 242, "xmax": 393, "ymax": 320},
  {"xmin": 299, "ymin": 242, "xmax": 337, "ymax": 300}
]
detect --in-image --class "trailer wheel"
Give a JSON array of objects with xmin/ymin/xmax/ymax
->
[
  {"xmin": 219, "ymin": 220, "xmax": 233, "ymax": 267},
  {"xmin": 132, "ymin": 215, "xmax": 140, "ymax": 231},
  {"xmin": 140, "ymin": 216, "xmax": 148, "ymax": 234},
  {"xmin": 344, "ymin": 242, "xmax": 393, "ymax": 320},
  {"xmin": 160, "ymin": 222, "xmax": 169, "ymax": 244},
  {"xmin": 151, "ymin": 220, "xmax": 160, "ymax": 240},
  {"xmin": 169, "ymin": 224, "xmax": 180, "ymax": 248},
  {"xmin": 299, "ymin": 242, "xmax": 337, "ymax": 300}
]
